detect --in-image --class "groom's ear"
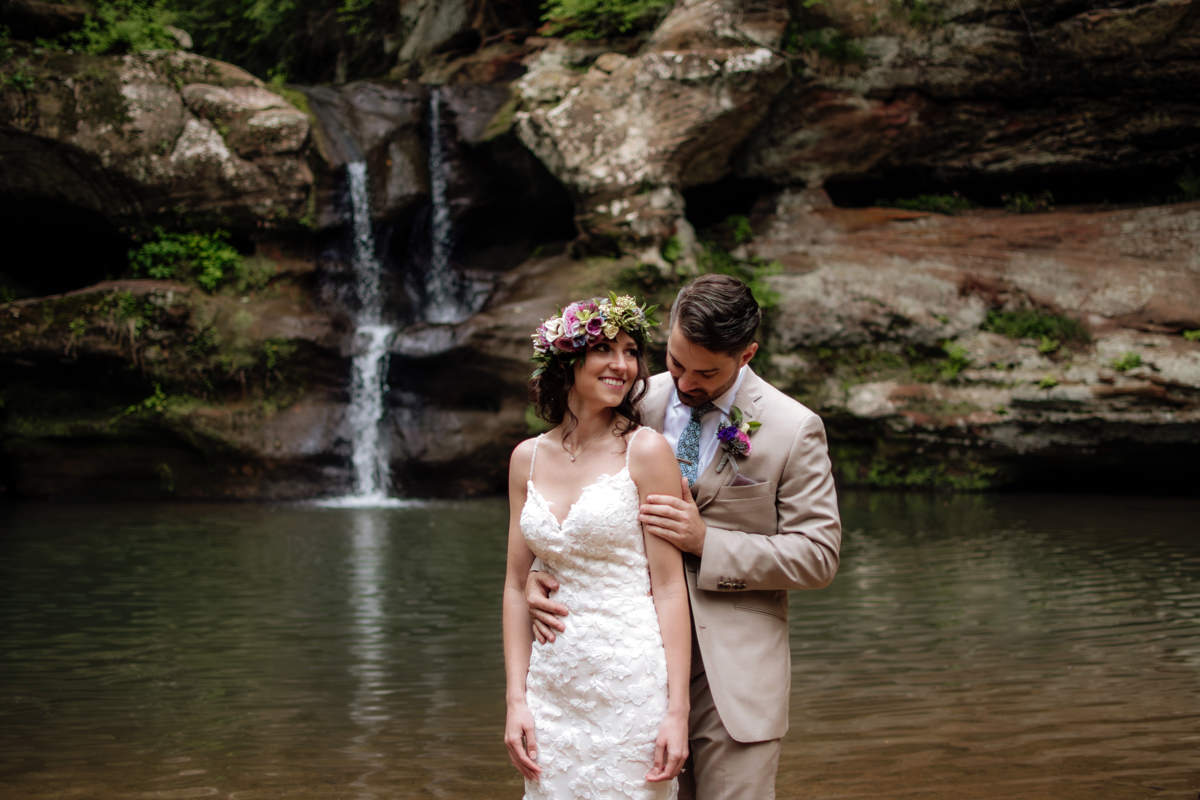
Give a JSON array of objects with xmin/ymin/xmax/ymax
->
[{"xmin": 738, "ymin": 342, "xmax": 759, "ymax": 368}]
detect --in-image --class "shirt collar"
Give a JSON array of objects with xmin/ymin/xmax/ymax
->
[{"xmin": 669, "ymin": 365, "xmax": 748, "ymax": 419}]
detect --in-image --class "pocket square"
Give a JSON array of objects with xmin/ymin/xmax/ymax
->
[{"xmin": 730, "ymin": 472, "xmax": 763, "ymax": 486}]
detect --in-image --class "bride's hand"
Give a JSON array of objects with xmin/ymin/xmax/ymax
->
[
  {"xmin": 646, "ymin": 709, "xmax": 689, "ymax": 782},
  {"xmin": 526, "ymin": 571, "xmax": 568, "ymax": 644},
  {"xmin": 505, "ymin": 702, "xmax": 541, "ymax": 780}
]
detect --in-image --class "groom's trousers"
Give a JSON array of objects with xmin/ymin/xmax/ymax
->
[{"xmin": 677, "ymin": 627, "xmax": 782, "ymax": 800}]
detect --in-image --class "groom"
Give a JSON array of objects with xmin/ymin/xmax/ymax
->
[{"xmin": 528, "ymin": 274, "xmax": 842, "ymax": 799}]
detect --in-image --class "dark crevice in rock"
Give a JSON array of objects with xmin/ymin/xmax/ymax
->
[
  {"xmin": 825, "ymin": 159, "xmax": 1200, "ymax": 210},
  {"xmin": 995, "ymin": 434, "xmax": 1200, "ymax": 495},
  {"xmin": 0, "ymin": 196, "xmax": 130, "ymax": 299},
  {"xmin": 3, "ymin": 356, "xmax": 151, "ymax": 417},
  {"xmin": 683, "ymin": 177, "xmax": 780, "ymax": 232}
]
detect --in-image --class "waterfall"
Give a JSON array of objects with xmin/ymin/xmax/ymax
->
[
  {"xmin": 421, "ymin": 89, "xmax": 473, "ymax": 325},
  {"xmin": 329, "ymin": 162, "xmax": 398, "ymax": 506},
  {"xmin": 302, "ymin": 84, "xmax": 493, "ymax": 504}
]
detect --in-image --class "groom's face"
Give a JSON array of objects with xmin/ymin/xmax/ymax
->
[{"xmin": 665, "ymin": 323, "xmax": 757, "ymax": 407}]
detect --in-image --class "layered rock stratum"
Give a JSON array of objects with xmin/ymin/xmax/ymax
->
[{"xmin": 2, "ymin": 0, "xmax": 1197, "ymax": 498}]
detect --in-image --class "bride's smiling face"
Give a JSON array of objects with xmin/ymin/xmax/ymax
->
[{"xmin": 571, "ymin": 331, "xmax": 642, "ymax": 409}]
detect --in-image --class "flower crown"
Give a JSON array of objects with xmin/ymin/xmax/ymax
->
[{"xmin": 531, "ymin": 293, "xmax": 658, "ymax": 376}]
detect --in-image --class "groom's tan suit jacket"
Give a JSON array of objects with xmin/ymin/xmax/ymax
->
[{"xmin": 641, "ymin": 368, "xmax": 842, "ymax": 743}]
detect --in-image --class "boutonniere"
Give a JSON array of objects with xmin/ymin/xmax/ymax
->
[{"xmin": 715, "ymin": 406, "xmax": 761, "ymax": 474}]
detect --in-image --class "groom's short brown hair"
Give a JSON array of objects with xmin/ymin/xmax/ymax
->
[{"xmin": 670, "ymin": 274, "xmax": 761, "ymax": 354}]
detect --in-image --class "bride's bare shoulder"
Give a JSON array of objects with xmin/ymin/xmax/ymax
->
[
  {"xmin": 509, "ymin": 436, "xmax": 541, "ymax": 474},
  {"xmin": 628, "ymin": 427, "xmax": 676, "ymax": 473}
]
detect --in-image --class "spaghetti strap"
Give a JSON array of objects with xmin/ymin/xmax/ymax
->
[
  {"xmin": 624, "ymin": 426, "xmax": 644, "ymax": 469},
  {"xmin": 528, "ymin": 434, "xmax": 543, "ymax": 482}
]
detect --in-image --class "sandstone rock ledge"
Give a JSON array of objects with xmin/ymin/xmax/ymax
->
[
  {"xmin": 0, "ymin": 49, "xmax": 313, "ymax": 232},
  {"xmin": 0, "ymin": 270, "xmax": 351, "ymax": 500},
  {"xmin": 753, "ymin": 193, "xmax": 1200, "ymax": 491}
]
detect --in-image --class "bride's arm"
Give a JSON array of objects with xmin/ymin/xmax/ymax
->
[
  {"xmin": 630, "ymin": 430, "xmax": 691, "ymax": 783},
  {"xmin": 502, "ymin": 439, "xmax": 541, "ymax": 781}
]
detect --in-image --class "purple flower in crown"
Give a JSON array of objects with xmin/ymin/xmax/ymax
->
[
  {"xmin": 562, "ymin": 300, "xmax": 598, "ymax": 338},
  {"xmin": 528, "ymin": 293, "xmax": 659, "ymax": 378}
]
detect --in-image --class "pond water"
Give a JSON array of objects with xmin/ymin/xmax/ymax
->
[{"xmin": 1, "ymin": 492, "xmax": 1197, "ymax": 799}]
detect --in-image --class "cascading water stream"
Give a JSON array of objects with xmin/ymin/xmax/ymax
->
[
  {"xmin": 333, "ymin": 162, "xmax": 398, "ymax": 505},
  {"xmin": 304, "ymin": 84, "xmax": 493, "ymax": 503},
  {"xmin": 421, "ymin": 89, "xmax": 475, "ymax": 325}
]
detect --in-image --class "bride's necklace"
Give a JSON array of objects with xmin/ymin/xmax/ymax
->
[{"xmin": 562, "ymin": 433, "xmax": 607, "ymax": 463}]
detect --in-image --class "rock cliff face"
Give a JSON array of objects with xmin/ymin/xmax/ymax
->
[
  {"xmin": 513, "ymin": 0, "xmax": 1200, "ymax": 247},
  {"xmin": 2, "ymin": 0, "xmax": 1198, "ymax": 499},
  {"xmin": 753, "ymin": 192, "xmax": 1200, "ymax": 491},
  {"xmin": 1, "ymin": 49, "xmax": 313, "ymax": 232},
  {"xmin": 0, "ymin": 47, "xmax": 342, "ymax": 499}
]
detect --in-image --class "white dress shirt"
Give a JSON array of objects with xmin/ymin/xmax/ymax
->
[{"xmin": 661, "ymin": 366, "xmax": 748, "ymax": 478}]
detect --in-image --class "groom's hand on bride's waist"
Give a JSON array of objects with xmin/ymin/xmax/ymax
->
[{"xmin": 526, "ymin": 570, "xmax": 568, "ymax": 644}]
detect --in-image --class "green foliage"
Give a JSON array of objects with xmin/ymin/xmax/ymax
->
[
  {"xmin": 540, "ymin": 0, "xmax": 674, "ymax": 40},
  {"xmin": 171, "ymin": 0, "xmax": 392, "ymax": 83},
  {"xmin": 1, "ymin": 28, "xmax": 36, "ymax": 90},
  {"xmin": 891, "ymin": 0, "xmax": 943, "ymax": 28},
  {"xmin": 900, "ymin": 342, "xmax": 972, "ymax": 383},
  {"xmin": 1183, "ymin": 329, "xmax": 1200, "ymax": 342},
  {"xmin": 71, "ymin": 1, "xmax": 179, "ymax": 55},
  {"xmin": 879, "ymin": 193, "xmax": 974, "ymax": 215},
  {"xmin": 268, "ymin": 73, "xmax": 312, "ymax": 117},
  {"xmin": 129, "ymin": 228, "xmax": 244, "ymax": 292},
  {"xmin": 525, "ymin": 404, "xmax": 553, "ymax": 435},
  {"xmin": 1176, "ymin": 168, "xmax": 1200, "ymax": 202},
  {"xmin": 5, "ymin": 67, "xmax": 34, "ymax": 91},
  {"xmin": 835, "ymin": 442, "xmax": 999, "ymax": 491},
  {"xmin": 1037, "ymin": 375, "xmax": 1058, "ymax": 389},
  {"xmin": 726, "ymin": 214, "xmax": 754, "ymax": 245},
  {"xmin": 1004, "ymin": 191, "xmax": 1054, "ymax": 214},
  {"xmin": 68, "ymin": 317, "xmax": 88, "ymax": 338},
  {"xmin": 0, "ymin": 26, "xmax": 13, "ymax": 62},
  {"xmin": 1036, "ymin": 336, "xmax": 1059, "ymax": 355},
  {"xmin": 696, "ymin": 245, "xmax": 782, "ymax": 312},
  {"xmin": 616, "ymin": 262, "xmax": 676, "ymax": 296},
  {"xmin": 101, "ymin": 289, "xmax": 153, "ymax": 339},
  {"xmin": 939, "ymin": 342, "xmax": 971, "ymax": 381},
  {"xmin": 124, "ymin": 383, "xmax": 169, "ymax": 416},
  {"xmin": 660, "ymin": 236, "xmax": 682, "ymax": 265},
  {"xmin": 1111, "ymin": 351, "xmax": 1142, "ymax": 372},
  {"xmin": 261, "ymin": 337, "xmax": 295, "ymax": 375},
  {"xmin": 787, "ymin": 26, "xmax": 866, "ymax": 64},
  {"xmin": 336, "ymin": 0, "xmax": 375, "ymax": 36},
  {"xmin": 982, "ymin": 309, "xmax": 1090, "ymax": 345}
]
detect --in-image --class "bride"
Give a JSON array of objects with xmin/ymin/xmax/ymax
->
[{"xmin": 502, "ymin": 295, "xmax": 691, "ymax": 799}]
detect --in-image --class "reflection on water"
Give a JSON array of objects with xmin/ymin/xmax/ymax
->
[{"xmin": 1, "ymin": 493, "xmax": 1197, "ymax": 799}]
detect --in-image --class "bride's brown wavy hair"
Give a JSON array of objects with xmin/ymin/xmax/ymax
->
[{"xmin": 530, "ymin": 335, "xmax": 650, "ymax": 446}]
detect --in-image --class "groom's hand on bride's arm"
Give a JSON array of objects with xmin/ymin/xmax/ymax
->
[
  {"xmin": 640, "ymin": 475, "xmax": 706, "ymax": 556},
  {"xmin": 525, "ymin": 571, "xmax": 568, "ymax": 644}
]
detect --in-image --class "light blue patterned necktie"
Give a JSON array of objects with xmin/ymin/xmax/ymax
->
[{"xmin": 676, "ymin": 402, "xmax": 716, "ymax": 487}]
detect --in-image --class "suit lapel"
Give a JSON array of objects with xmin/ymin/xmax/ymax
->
[
  {"xmin": 693, "ymin": 368, "xmax": 766, "ymax": 510},
  {"xmin": 640, "ymin": 373, "xmax": 671, "ymax": 434}
]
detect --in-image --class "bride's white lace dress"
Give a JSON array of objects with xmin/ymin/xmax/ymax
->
[{"xmin": 520, "ymin": 429, "xmax": 677, "ymax": 800}]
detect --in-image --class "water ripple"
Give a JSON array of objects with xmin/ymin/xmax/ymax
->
[{"xmin": 1, "ymin": 493, "xmax": 1198, "ymax": 798}]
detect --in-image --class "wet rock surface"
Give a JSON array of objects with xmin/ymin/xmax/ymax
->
[{"xmin": 3, "ymin": 0, "xmax": 1198, "ymax": 498}]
